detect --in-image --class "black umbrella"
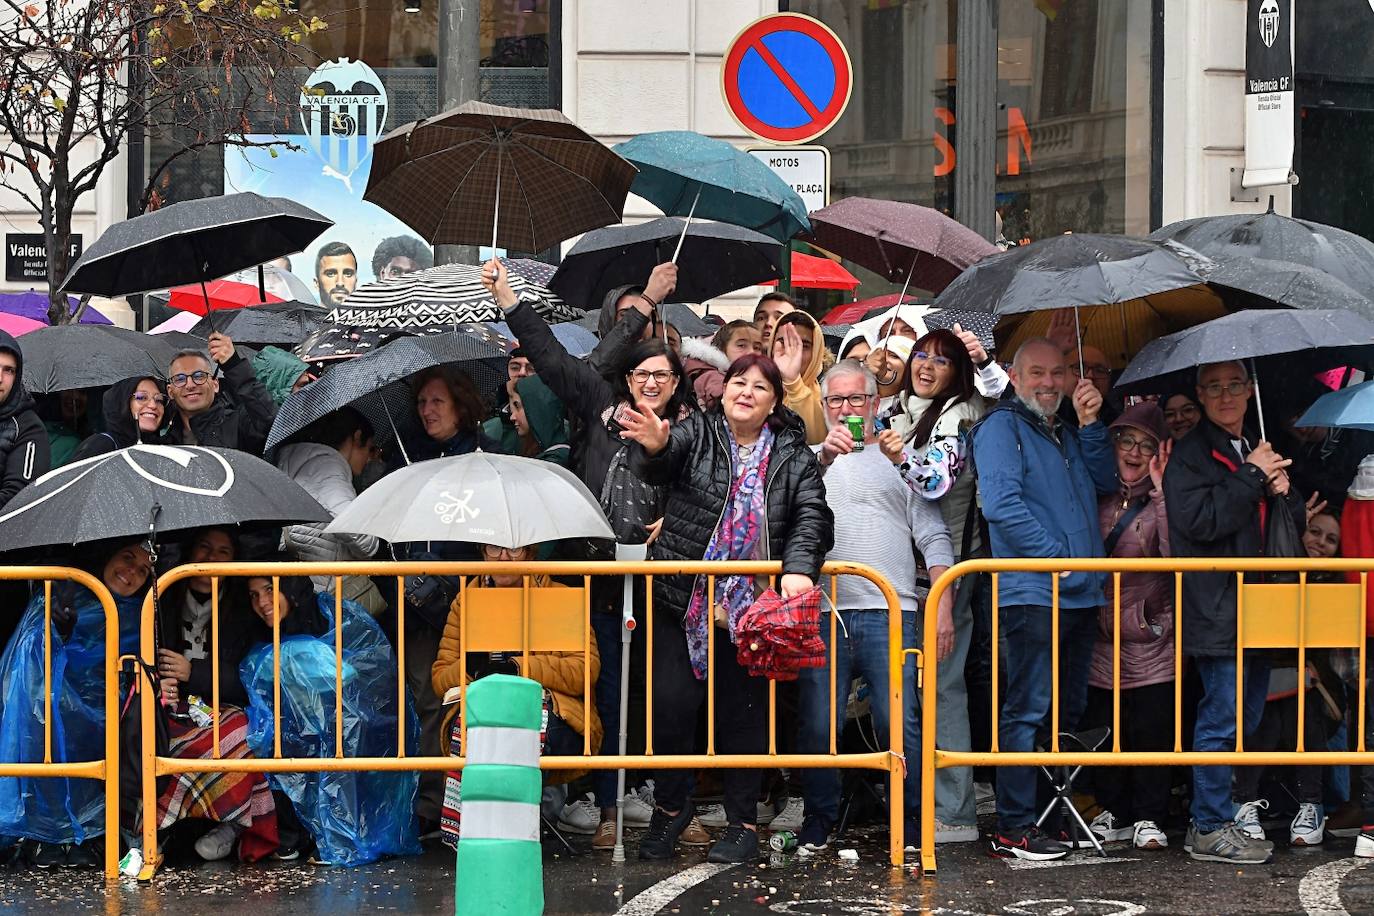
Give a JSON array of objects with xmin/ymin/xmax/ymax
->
[
  {"xmin": 20, "ymin": 325, "xmax": 182, "ymax": 393},
  {"xmin": 934, "ymin": 234, "xmax": 1224, "ymax": 369},
  {"xmin": 1149, "ymin": 198, "xmax": 1374, "ymax": 300},
  {"xmin": 550, "ymin": 217, "xmax": 783, "ymax": 312},
  {"xmin": 188, "ymin": 303, "xmax": 327, "ymax": 347},
  {"xmin": 574, "ymin": 303, "xmax": 716, "ymax": 338},
  {"xmin": 1198, "ymin": 257, "xmax": 1374, "ymax": 320},
  {"xmin": 1115, "ymin": 308, "xmax": 1374, "ymax": 438},
  {"xmin": 0, "ymin": 444, "xmax": 328, "ymax": 551},
  {"xmin": 60, "ymin": 193, "xmax": 332, "ymax": 299},
  {"xmin": 267, "ymin": 331, "xmax": 508, "ymax": 454}
]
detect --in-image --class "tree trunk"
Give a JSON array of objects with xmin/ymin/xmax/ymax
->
[{"xmin": 45, "ymin": 203, "xmax": 75, "ymax": 326}]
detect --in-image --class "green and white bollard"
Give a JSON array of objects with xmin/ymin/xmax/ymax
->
[{"xmin": 455, "ymin": 674, "xmax": 544, "ymax": 915}]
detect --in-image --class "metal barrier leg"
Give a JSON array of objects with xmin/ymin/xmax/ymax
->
[{"xmin": 613, "ymin": 544, "xmax": 647, "ymax": 863}]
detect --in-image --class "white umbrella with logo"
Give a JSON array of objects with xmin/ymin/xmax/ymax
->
[{"xmin": 326, "ymin": 452, "xmax": 613, "ymax": 548}]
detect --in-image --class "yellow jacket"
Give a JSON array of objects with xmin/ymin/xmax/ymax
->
[
  {"xmin": 431, "ymin": 576, "xmax": 603, "ymax": 770},
  {"xmin": 780, "ymin": 312, "xmax": 830, "ymax": 445}
]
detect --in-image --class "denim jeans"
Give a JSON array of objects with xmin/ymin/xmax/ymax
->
[
  {"xmin": 935, "ymin": 591, "xmax": 976, "ymax": 826},
  {"xmin": 995, "ymin": 604, "xmax": 1097, "ymax": 832},
  {"xmin": 1191, "ymin": 654, "xmax": 1272, "ymax": 833},
  {"xmin": 798, "ymin": 609, "xmax": 921, "ymax": 827},
  {"xmin": 590, "ymin": 610, "xmax": 625, "ymax": 809}
]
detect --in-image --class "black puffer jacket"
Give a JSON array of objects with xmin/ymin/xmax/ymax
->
[
  {"xmin": 72, "ymin": 376, "xmax": 166, "ymax": 462},
  {"xmin": 0, "ymin": 330, "xmax": 50, "ymax": 509},
  {"xmin": 629, "ymin": 409, "xmax": 834, "ymax": 624},
  {"xmin": 165, "ymin": 353, "xmax": 277, "ymax": 456},
  {"xmin": 1164, "ymin": 416, "xmax": 1305, "ymax": 657}
]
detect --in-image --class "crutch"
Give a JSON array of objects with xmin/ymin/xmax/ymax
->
[{"xmin": 612, "ymin": 542, "xmax": 648, "ymax": 863}]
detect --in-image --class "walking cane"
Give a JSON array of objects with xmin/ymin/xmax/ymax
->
[{"xmin": 612, "ymin": 542, "xmax": 648, "ymax": 864}]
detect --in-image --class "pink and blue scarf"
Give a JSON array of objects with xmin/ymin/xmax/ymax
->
[{"xmin": 684, "ymin": 419, "xmax": 775, "ymax": 680}]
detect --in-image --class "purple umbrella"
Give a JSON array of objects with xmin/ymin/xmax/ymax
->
[{"xmin": 0, "ymin": 290, "xmax": 111, "ymax": 325}]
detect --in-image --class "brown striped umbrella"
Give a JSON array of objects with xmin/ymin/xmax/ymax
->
[{"xmin": 364, "ymin": 101, "xmax": 636, "ymax": 254}]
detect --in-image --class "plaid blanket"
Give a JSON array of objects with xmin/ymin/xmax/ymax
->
[{"xmin": 157, "ymin": 707, "xmax": 279, "ymax": 862}]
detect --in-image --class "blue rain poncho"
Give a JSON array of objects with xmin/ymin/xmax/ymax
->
[
  {"xmin": 0, "ymin": 585, "xmax": 141, "ymax": 844},
  {"xmin": 240, "ymin": 593, "xmax": 420, "ymax": 866}
]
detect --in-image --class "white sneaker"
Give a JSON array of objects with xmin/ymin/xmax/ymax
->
[
  {"xmin": 1132, "ymin": 820, "xmax": 1168, "ymax": 850},
  {"xmin": 934, "ymin": 820, "xmax": 979, "ymax": 844},
  {"xmin": 697, "ymin": 803, "xmax": 728, "ymax": 828},
  {"xmin": 757, "ymin": 798, "xmax": 777, "ymax": 825},
  {"xmin": 558, "ymin": 796, "xmax": 600, "ymax": 835},
  {"xmin": 194, "ymin": 822, "xmax": 241, "ymax": 861},
  {"xmin": 770, "ymin": 797, "xmax": 804, "ymax": 832},
  {"xmin": 1356, "ymin": 828, "xmax": 1374, "ymax": 857},
  {"xmin": 622, "ymin": 785, "xmax": 655, "ymax": 827},
  {"xmin": 1234, "ymin": 799, "xmax": 1269, "ymax": 840},
  {"xmin": 1088, "ymin": 809, "xmax": 1134, "ymax": 844},
  {"xmin": 1290, "ymin": 803, "xmax": 1326, "ymax": 846}
]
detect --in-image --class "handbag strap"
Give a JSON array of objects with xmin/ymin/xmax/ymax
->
[{"xmin": 1103, "ymin": 496, "xmax": 1149, "ymax": 557}]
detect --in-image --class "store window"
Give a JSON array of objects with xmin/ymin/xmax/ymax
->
[{"xmin": 788, "ymin": 0, "xmax": 1152, "ymax": 297}]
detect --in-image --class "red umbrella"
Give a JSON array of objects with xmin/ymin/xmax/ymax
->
[
  {"xmin": 166, "ymin": 279, "xmax": 284, "ymax": 316},
  {"xmin": 822, "ymin": 293, "xmax": 920, "ymax": 326},
  {"xmin": 734, "ymin": 587, "xmax": 827, "ymax": 681},
  {"xmin": 764, "ymin": 252, "xmax": 860, "ymax": 292}
]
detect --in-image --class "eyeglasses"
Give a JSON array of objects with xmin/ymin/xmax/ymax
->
[
  {"xmin": 911, "ymin": 350, "xmax": 953, "ymax": 370},
  {"xmin": 481, "ymin": 544, "xmax": 527, "ymax": 559},
  {"xmin": 131, "ymin": 392, "xmax": 169, "ymax": 406},
  {"xmin": 823, "ymin": 394, "xmax": 872, "ymax": 410},
  {"xmin": 1112, "ymin": 431, "xmax": 1159, "ymax": 456},
  {"xmin": 629, "ymin": 369, "xmax": 677, "ymax": 385},
  {"xmin": 1070, "ymin": 364, "xmax": 1113, "ymax": 380},
  {"xmin": 1163, "ymin": 404, "xmax": 1199, "ymax": 421},
  {"xmin": 1200, "ymin": 381, "xmax": 1249, "ymax": 399},
  {"xmin": 169, "ymin": 370, "xmax": 212, "ymax": 389}
]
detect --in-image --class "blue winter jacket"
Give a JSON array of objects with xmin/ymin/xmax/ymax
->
[{"xmin": 970, "ymin": 398, "xmax": 1119, "ymax": 609}]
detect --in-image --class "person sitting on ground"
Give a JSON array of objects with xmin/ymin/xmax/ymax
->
[
  {"xmin": 799, "ymin": 359, "xmax": 953, "ymax": 854},
  {"xmin": 971, "ymin": 337, "xmax": 1117, "ymax": 862},
  {"xmin": 72, "ymin": 376, "xmax": 168, "ymax": 461},
  {"xmin": 151, "ymin": 527, "xmax": 279, "ymax": 863},
  {"xmin": 430, "ymin": 541, "xmax": 603, "ymax": 848},
  {"xmin": 0, "ymin": 539, "xmax": 152, "ymax": 868},
  {"xmin": 239, "ymin": 571, "xmax": 419, "ymax": 867},
  {"xmin": 277, "ymin": 408, "xmax": 385, "ymax": 615},
  {"xmin": 1077, "ymin": 403, "xmax": 1175, "ymax": 852},
  {"xmin": 772, "ymin": 310, "xmax": 831, "ymax": 445},
  {"xmin": 164, "ymin": 333, "xmax": 277, "ymax": 455},
  {"xmin": 1164, "ymin": 359, "xmax": 1304, "ymax": 864}
]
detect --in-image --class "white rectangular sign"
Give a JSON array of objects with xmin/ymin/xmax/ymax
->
[{"xmin": 747, "ymin": 146, "xmax": 830, "ymax": 213}]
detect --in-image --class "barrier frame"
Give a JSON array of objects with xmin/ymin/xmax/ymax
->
[
  {"xmin": 920, "ymin": 556, "xmax": 1374, "ymax": 874},
  {"xmin": 138, "ymin": 559, "xmax": 911, "ymax": 877}
]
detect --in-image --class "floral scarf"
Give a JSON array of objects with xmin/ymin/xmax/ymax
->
[{"xmin": 683, "ymin": 418, "xmax": 775, "ymax": 680}]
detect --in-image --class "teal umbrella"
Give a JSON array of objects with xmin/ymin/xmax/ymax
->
[
  {"xmin": 1296, "ymin": 380, "xmax": 1374, "ymax": 432},
  {"xmin": 612, "ymin": 131, "xmax": 810, "ymax": 247}
]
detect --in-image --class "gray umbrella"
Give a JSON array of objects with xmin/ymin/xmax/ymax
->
[
  {"xmin": 187, "ymin": 303, "xmax": 327, "ymax": 347},
  {"xmin": 1115, "ymin": 308, "xmax": 1374, "ymax": 438},
  {"xmin": 61, "ymin": 192, "xmax": 332, "ymax": 298},
  {"xmin": 266, "ymin": 331, "xmax": 508, "ymax": 454},
  {"xmin": 20, "ymin": 325, "xmax": 181, "ymax": 393},
  {"xmin": 575, "ymin": 303, "xmax": 716, "ymax": 338},
  {"xmin": 1198, "ymin": 257, "xmax": 1374, "ymax": 320},
  {"xmin": 0, "ymin": 444, "xmax": 328, "ymax": 551}
]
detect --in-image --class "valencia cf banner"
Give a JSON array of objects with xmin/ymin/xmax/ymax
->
[{"xmin": 1242, "ymin": 0, "xmax": 1297, "ymax": 188}]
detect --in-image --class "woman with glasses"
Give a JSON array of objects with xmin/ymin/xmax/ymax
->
[
  {"xmin": 1079, "ymin": 403, "xmax": 1175, "ymax": 851},
  {"xmin": 1161, "ymin": 391, "xmax": 1202, "ymax": 441},
  {"xmin": 877, "ymin": 327, "xmax": 1007, "ymax": 844},
  {"xmin": 618, "ymin": 353, "xmax": 833, "ymax": 864},
  {"xmin": 483, "ymin": 259, "xmax": 702, "ymax": 850},
  {"xmin": 430, "ymin": 541, "xmax": 602, "ymax": 848},
  {"xmin": 71, "ymin": 376, "xmax": 169, "ymax": 461}
]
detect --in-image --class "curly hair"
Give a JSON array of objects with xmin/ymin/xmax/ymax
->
[{"xmin": 370, "ymin": 235, "xmax": 434, "ymax": 276}]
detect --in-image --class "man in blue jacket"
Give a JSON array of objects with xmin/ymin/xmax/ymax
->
[{"xmin": 971, "ymin": 337, "xmax": 1117, "ymax": 860}]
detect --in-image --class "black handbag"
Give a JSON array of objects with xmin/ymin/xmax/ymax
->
[{"xmin": 1263, "ymin": 494, "xmax": 1307, "ymax": 583}]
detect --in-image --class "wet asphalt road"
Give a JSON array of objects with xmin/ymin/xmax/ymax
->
[{"xmin": 5, "ymin": 821, "xmax": 1374, "ymax": 915}]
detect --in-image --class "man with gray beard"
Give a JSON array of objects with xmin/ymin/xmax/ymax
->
[{"xmin": 970, "ymin": 337, "xmax": 1118, "ymax": 860}]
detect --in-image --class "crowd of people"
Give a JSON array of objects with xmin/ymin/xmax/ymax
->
[{"xmin": 0, "ymin": 256, "xmax": 1371, "ymax": 874}]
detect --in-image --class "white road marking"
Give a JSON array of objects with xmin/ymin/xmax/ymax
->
[
  {"xmin": 1299, "ymin": 857, "xmax": 1369, "ymax": 916},
  {"xmin": 1003, "ymin": 854, "xmax": 1139, "ymax": 870},
  {"xmin": 614, "ymin": 862, "xmax": 736, "ymax": 916}
]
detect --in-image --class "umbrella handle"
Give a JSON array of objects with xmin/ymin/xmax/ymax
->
[
  {"xmin": 201, "ymin": 279, "xmax": 216, "ymax": 335},
  {"xmin": 671, "ymin": 187, "xmax": 701, "ymax": 265},
  {"xmin": 383, "ymin": 398, "xmax": 412, "ymax": 466},
  {"xmin": 1251, "ymin": 358, "xmax": 1267, "ymax": 442},
  {"xmin": 874, "ymin": 258, "xmax": 917, "ymax": 386},
  {"xmin": 1073, "ymin": 305, "xmax": 1084, "ymax": 378},
  {"xmin": 491, "ymin": 142, "xmax": 503, "ymax": 256}
]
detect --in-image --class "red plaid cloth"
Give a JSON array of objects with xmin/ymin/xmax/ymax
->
[{"xmin": 734, "ymin": 587, "xmax": 827, "ymax": 681}]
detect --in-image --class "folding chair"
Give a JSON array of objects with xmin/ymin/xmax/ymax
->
[
  {"xmin": 1034, "ymin": 725, "xmax": 1112, "ymax": 857},
  {"xmin": 462, "ymin": 583, "xmax": 597, "ymax": 856}
]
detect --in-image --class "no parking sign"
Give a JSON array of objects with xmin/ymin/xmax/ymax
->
[{"xmin": 721, "ymin": 13, "xmax": 853, "ymax": 146}]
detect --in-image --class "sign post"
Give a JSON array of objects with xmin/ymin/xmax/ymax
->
[
  {"xmin": 5, "ymin": 234, "xmax": 82, "ymax": 284},
  {"xmin": 746, "ymin": 146, "xmax": 829, "ymax": 213}
]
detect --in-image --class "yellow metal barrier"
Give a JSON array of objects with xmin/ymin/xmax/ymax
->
[
  {"xmin": 0, "ymin": 568, "xmax": 123, "ymax": 880},
  {"xmin": 138, "ymin": 559, "xmax": 912, "ymax": 877},
  {"xmin": 920, "ymin": 556, "xmax": 1374, "ymax": 875}
]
